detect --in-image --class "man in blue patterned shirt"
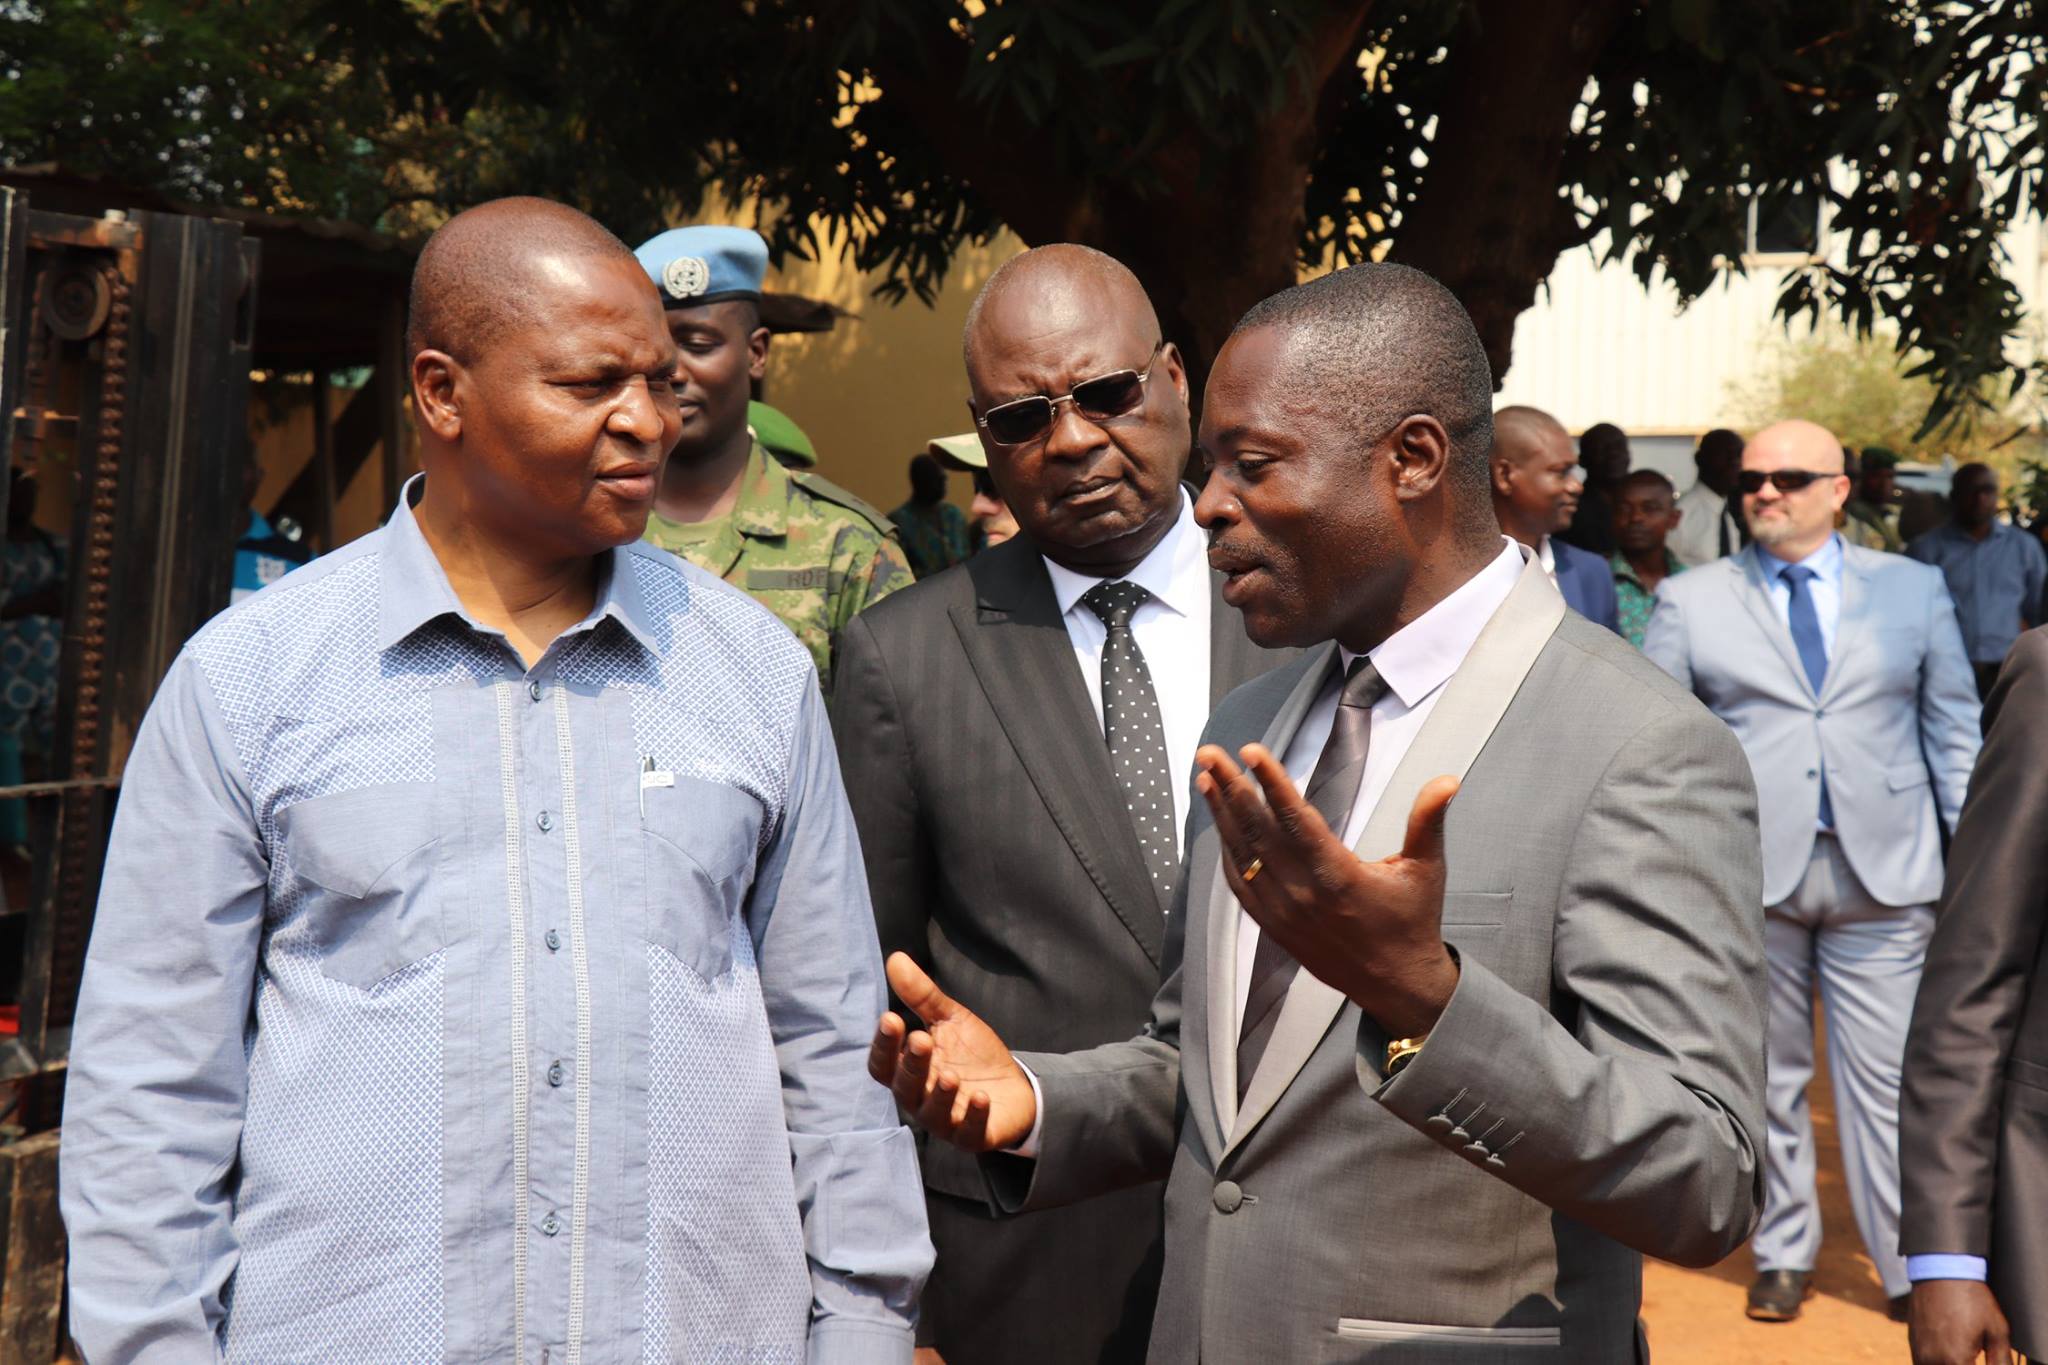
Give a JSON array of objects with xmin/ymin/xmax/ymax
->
[{"xmin": 60, "ymin": 197, "xmax": 930, "ymax": 1365}]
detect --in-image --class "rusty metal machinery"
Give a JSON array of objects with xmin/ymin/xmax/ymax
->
[{"xmin": 1, "ymin": 188, "xmax": 259, "ymax": 1090}]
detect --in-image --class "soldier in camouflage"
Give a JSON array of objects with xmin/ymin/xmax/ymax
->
[{"xmin": 631, "ymin": 225, "xmax": 911, "ymax": 691}]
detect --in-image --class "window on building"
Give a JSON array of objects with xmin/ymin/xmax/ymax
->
[{"xmin": 1747, "ymin": 186, "xmax": 1821, "ymax": 259}]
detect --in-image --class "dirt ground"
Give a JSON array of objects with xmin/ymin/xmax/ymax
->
[{"xmin": 1642, "ymin": 1008, "xmax": 1910, "ymax": 1363}]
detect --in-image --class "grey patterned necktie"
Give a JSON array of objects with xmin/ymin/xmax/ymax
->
[
  {"xmin": 1237, "ymin": 655, "xmax": 1390, "ymax": 1101},
  {"xmin": 1082, "ymin": 580, "xmax": 1178, "ymax": 915}
]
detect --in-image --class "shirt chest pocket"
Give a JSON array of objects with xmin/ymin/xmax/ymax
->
[
  {"xmin": 276, "ymin": 782, "xmax": 446, "ymax": 991},
  {"xmin": 639, "ymin": 776, "xmax": 764, "ymax": 982}
]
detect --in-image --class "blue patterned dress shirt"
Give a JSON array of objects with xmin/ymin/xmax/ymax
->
[{"xmin": 60, "ymin": 481, "xmax": 930, "ymax": 1364}]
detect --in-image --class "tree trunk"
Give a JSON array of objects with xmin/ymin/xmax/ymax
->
[
  {"xmin": 1387, "ymin": 0, "xmax": 1633, "ymax": 386},
  {"xmin": 877, "ymin": 0, "xmax": 1625, "ymax": 398},
  {"xmin": 872, "ymin": 6, "xmax": 1370, "ymax": 400}
]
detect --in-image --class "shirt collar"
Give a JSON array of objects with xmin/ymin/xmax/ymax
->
[
  {"xmin": 1339, "ymin": 538, "xmax": 1524, "ymax": 709},
  {"xmin": 1756, "ymin": 531, "xmax": 1843, "ymax": 587},
  {"xmin": 1536, "ymin": 535, "xmax": 1557, "ymax": 575},
  {"xmin": 1610, "ymin": 547, "xmax": 1681, "ymax": 587},
  {"xmin": 1042, "ymin": 490, "xmax": 1206, "ymax": 621},
  {"xmin": 1935, "ymin": 520, "xmax": 2005, "ymax": 545},
  {"xmin": 375, "ymin": 473, "xmax": 661, "ymax": 657}
]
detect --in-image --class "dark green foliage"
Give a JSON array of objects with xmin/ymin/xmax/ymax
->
[{"xmin": 4, "ymin": 0, "xmax": 2041, "ymax": 428}]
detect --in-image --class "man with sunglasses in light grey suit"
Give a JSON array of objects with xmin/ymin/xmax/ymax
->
[
  {"xmin": 1643, "ymin": 419, "xmax": 1981, "ymax": 1326},
  {"xmin": 830, "ymin": 245, "xmax": 1294, "ymax": 1364}
]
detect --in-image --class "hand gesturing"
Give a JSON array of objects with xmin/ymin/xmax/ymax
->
[
  {"xmin": 1195, "ymin": 743, "xmax": 1461, "ymax": 1039},
  {"xmin": 867, "ymin": 953, "xmax": 1039, "ymax": 1153}
]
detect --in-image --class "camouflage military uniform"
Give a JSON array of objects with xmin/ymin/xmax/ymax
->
[{"xmin": 643, "ymin": 439, "xmax": 912, "ymax": 691}]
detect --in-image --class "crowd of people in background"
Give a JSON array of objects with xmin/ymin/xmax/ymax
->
[{"xmin": 44, "ymin": 204, "xmax": 2048, "ymax": 1365}]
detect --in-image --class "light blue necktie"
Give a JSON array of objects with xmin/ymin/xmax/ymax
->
[{"xmin": 1781, "ymin": 564, "xmax": 1834, "ymax": 829}]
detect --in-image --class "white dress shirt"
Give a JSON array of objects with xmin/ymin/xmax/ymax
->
[
  {"xmin": 1232, "ymin": 541, "xmax": 1524, "ymax": 1032},
  {"xmin": 1041, "ymin": 490, "xmax": 1213, "ymax": 852},
  {"xmin": 1671, "ymin": 482, "xmax": 1743, "ymax": 568},
  {"xmin": 1536, "ymin": 535, "xmax": 1558, "ymax": 587},
  {"xmin": 1755, "ymin": 533, "xmax": 1845, "ymax": 656}
]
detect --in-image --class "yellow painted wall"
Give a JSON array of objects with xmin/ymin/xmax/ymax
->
[{"xmin": 758, "ymin": 228, "xmax": 1028, "ymax": 514}]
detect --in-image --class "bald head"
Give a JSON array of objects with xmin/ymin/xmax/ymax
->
[
  {"xmin": 1748, "ymin": 419, "xmax": 1846, "ymax": 474},
  {"xmin": 408, "ymin": 197, "xmax": 642, "ymax": 363},
  {"xmin": 1492, "ymin": 406, "xmax": 1571, "ymax": 468},
  {"xmin": 963, "ymin": 244, "xmax": 1161, "ymax": 372}
]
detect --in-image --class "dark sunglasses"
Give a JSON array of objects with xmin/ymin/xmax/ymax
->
[
  {"xmin": 1737, "ymin": 469, "xmax": 1841, "ymax": 494},
  {"xmin": 976, "ymin": 342, "xmax": 1166, "ymax": 447}
]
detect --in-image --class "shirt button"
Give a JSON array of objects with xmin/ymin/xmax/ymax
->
[
  {"xmin": 547, "ymin": 1060, "xmax": 565, "ymax": 1087},
  {"xmin": 540, "ymin": 1212, "xmax": 560, "ymax": 1237},
  {"xmin": 536, "ymin": 810, "xmax": 554, "ymax": 833},
  {"xmin": 544, "ymin": 928, "xmax": 562, "ymax": 952},
  {"xmin": 529, "ymin": 680, "xmax": 543, "ymax": 703}
]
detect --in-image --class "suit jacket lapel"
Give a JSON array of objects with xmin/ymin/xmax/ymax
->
[
  {"xmin": 1825, "ymin": 546, "xmax": 1872, "ymax": 703},
  {"xmin": 1221, "ymin": 554, "xmax": 1567, "ymax": 1159},
  {"xmin": 1737, "ymin": 546, "xmax": 1818, "ymax": 702},
  {"xmin": 1198, "ymin": 642, "xmax": 1340, "ymax": 1152},
  {"xmin": 950, "ymin": 542, "xmax": 1167, "ymax": 966}
]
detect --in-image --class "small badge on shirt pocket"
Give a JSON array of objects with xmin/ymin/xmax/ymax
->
[
  {"xmin": 276, "ymin": 781, "xmax": 446, "ymax": 990},
  {"xmin": 639, "ymin": 773, "xmax": 763, "ymax": 982}
]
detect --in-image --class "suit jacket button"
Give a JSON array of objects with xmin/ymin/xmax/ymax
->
[{"xmin": 1212, "ymin": 1180, "xmax": 1244, "ymax": 1214}]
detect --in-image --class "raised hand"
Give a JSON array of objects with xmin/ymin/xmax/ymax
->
[
  {"xmin": 868, "ymin": 953, "xmax": 1039, "ymax": 1153},
  {"xmin": 1195, "ymin": 743, "xmax": 1461, "ymax": 1039}
]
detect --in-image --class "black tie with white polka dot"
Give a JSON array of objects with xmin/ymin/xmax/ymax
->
[{"xmin": 1082, "ymin": 580, "xmax": 1178, "ymax": 916}]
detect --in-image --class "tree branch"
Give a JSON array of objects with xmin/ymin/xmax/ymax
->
[{"xmin": 1388, "ymin": 0, "xmax": 1632, "ymax": 385}]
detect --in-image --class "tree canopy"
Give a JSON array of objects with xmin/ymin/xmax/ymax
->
[{"xmin": 5, "ymin": 0, "xmax": 2042, "ymax": 431}]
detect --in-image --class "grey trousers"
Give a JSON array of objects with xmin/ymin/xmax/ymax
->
[{"xmin": 1752, "ymin": 834, "xmax": 1932, "ymax": 1298}]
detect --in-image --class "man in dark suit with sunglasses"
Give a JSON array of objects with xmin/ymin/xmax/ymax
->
[
  {"xmin": 830, "ymin": 244, "xmax": 1292, "ymax": 1364},
  {"xmin": 1644, "ymin": 419, "xmax": 1981, "ymax": 1326}
]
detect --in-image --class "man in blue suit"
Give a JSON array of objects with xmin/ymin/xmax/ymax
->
[
  {"xmin": 1644, "ymin": 419, "xmax": 1980, "ymax": 1326},
  {"xmin": 1490, "ymin": 406, "xmax": 1620, "ymax": 632}
]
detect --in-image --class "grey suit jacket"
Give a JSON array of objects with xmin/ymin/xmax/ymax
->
[
  {"xmin": 1642, "ymin": 541, "xmax": 1979, "ymax": 907},
  {"xmin": 830, "ymin": 530, "xmax": 1292, "ymax": 1361},
  {"xmin": 1901, "ymin": 627, "xmax": 2048, "ymax": 1360},
  {"xmin": 995, "ymin": 557, "xmax": 1767, "ymax": 1363}
]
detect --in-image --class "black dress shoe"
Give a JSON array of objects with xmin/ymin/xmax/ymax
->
[
  {"xmin": 1888, "ymin": 1293, "xmax": 1912, "ymax": 1323},
  {"xmin": 1746, "ymin": 1269, "xmax": 1815, "ymax": 1322}
]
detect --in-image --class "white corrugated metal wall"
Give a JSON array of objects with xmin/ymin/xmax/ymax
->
[{"xmin": 1494, "ymin": 216, "xmax": 2047, "ymax": 457}]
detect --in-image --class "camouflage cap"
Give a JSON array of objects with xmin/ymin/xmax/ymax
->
[
  {"xmin": 749, "ymin": 400, "xmax": 817, "ymax": 468},
  {"xmin": 927, "ymin": 432, "xmax": 987, "ymax": 471}
]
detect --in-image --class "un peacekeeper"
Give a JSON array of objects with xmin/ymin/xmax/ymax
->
[{"xmin": 633, "ymin": 225, "xmax": 911, "ymax": 690}]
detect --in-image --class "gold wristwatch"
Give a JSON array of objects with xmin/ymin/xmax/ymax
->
[{"xmin": 1384, "ymin": 1034, "xmax": 1427, "ymax": 1077}]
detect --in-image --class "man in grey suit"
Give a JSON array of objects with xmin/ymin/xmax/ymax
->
[
  {"xmin": 871, "ymin": 262, "xmax": 1766, "ymax": 1362},
  {"xmin": 1643, "ymin": 418, "xmax": 1981, "ymax": 1324},
  {"xmin": 831, "ymin": 245, "xmax": 1290, "ymax": 1364},
  {"xmin": 1900, "ymin": 625, "xmax": 2048, "ymax": 1365}
]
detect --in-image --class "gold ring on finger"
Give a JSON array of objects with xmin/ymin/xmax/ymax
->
[{"xmin": 1241, "ymin": 857, "xmax": 1264, "ymax": 883}]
